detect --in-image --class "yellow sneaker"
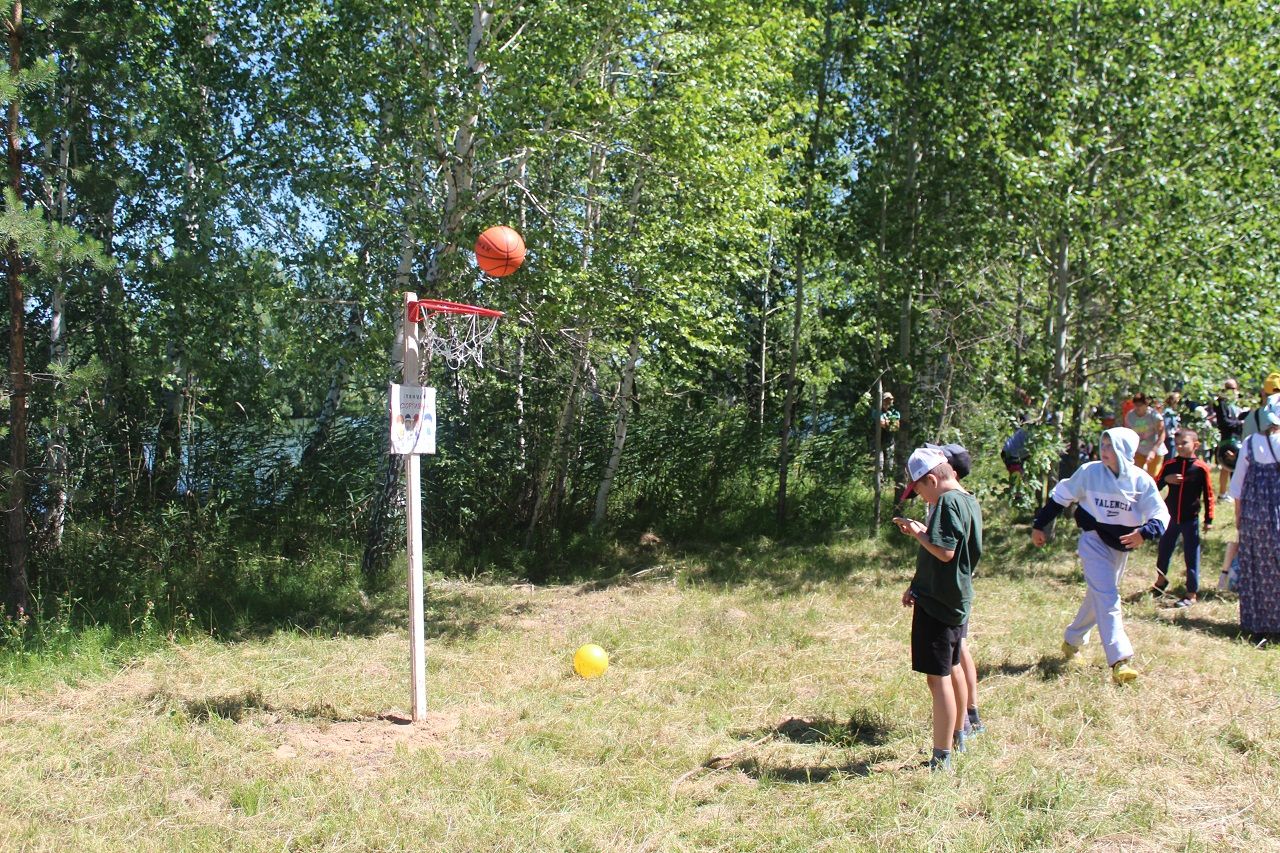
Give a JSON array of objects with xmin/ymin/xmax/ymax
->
[
  {"xmin": 1061, "ymin": 640, "xmax": 1084, "ymax": 664},
  {"xmin": 1111, "ymin": 661, "xmax": 1138, "ymax": 684}
]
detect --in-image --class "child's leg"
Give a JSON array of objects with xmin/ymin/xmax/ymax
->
[
  {"xmin": 1218, "ymin": 540, "xmax": 1238, "ymax": 590},
  {"xmin": 1079, "ymin": 533, "xmax": 1134, "ymax": 665},
  {"xmin": 959, "ymin": 638, "xmax": 978, "ymax": 713},
  {"xmin": 1154, "ymin": 524, "xmax": 1181, "ymax": 589},
  {"xmin": 958, "ymin": 639, "xmax": 984, "ymax": 732},
  {"xmin": 949, "ymin": 665, "xmax": 967, "ymax": 742},
  {"xmin": 1063, "ymin": 584, "xmax": 1099, "ymax": 649},
  {"xmin": 1183, "ymin": 520, "xmax": 1202, "ymax": 596},
  {"xmin": 926, "ymin": 673, "xmax": 956, "ymax": 751},
  {"xmin": 1145, "ymin": 455, "xmax": 1163, "ymax": 478}
]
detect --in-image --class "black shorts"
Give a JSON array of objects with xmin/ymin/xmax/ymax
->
[{"xmin": 911, "ymin": 606, "xmax": 964, "ymax": 676}]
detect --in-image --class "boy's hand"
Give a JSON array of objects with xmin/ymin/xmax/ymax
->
[
  {"xmin": 1204, "ymin": 521, "xmax": 1212, "ymax": 531},
  {"xmin": 893, "ymin": 517, "xmax": 926, "ymax": 538},
  {"xmin": 1031, "ymin": 528, "xmax": 1048, "ymax": 547},
  {"xmin": 901, "ymin": 588, "xmax": 915, "ymax": 608},
  {"xmin": 1119, "ymin": 530, "xmax": 1145, "ymax": 549},
  {"xmin": 1166, "ymin": 473, "xmax": 1184, "ymax": 485}
]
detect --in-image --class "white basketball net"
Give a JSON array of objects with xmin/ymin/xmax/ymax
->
[{"xmin": 416, "ymin": 309, "xmax": 500, "ymax": 376}]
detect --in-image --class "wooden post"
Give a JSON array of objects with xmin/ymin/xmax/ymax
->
[
  {"xmin": 873, "ymin": 376, "xmax": 883, "ymax": 532},
  {"xmin": 403, "ymin": 292, "xmax": 427, "ymax": 722}
]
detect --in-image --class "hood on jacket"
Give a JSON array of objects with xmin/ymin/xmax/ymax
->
[{"xmin": 1102, "ymin": 427, "xmax": 1140, "ymax": 474}]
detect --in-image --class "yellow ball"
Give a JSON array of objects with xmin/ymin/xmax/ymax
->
[{"xmin": 573, "ymin": 643, "xmax": 609, "ymax": 679}]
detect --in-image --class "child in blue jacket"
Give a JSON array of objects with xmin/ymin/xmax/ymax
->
[{"xmin": 1031, "ymin": 427, "xmax": 1169, "ymax": 684}]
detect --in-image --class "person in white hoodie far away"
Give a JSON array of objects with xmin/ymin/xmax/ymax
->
[{"xmin": 1030, "ymin": 427, "xmax": 1170, "ymax": 684}]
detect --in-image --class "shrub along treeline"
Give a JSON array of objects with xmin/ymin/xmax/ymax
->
[{"xmin": 1, "ymin": 1, "xmax": 1276, "ymax": 632}]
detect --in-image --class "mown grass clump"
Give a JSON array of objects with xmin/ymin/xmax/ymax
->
[{"xmin": 2, "ymin": 502, "xmax": 1276, "ymax": 851}]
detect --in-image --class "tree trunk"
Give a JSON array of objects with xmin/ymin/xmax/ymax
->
[
  {"xmin": 937, "ymin": 353, "xmax": 955, "ymax": 435},
  {"xmin": 524, "ymin": 57, "xmax": 613, "ymax": 549},
  {"xmin": 155, "ymin": 39, "xmax": 213, "ymax": 500},
  {"xmin": 524, "ymin": 336, "xmax": 589, "ymax": 553},
  {"xmin": 41, "ymin": 69, "xmax": 74, "ymax": 548},
  {"xmin": 1051, "ymin": 231, "xmax": 1070, "ymax": 401},
  {"xmin": 592, "ymin": 334, "xmax": 640, "ymax": 528},
  {"xmin": 894, "ymin": 33, "xmax": 923, "ymax": 497},
  {"xmin": 300, "ymin": 92, "xmax": 391, "ymax": 469},
  {"xmin": 361, "ymin": 7, "xmax": 500, "ymax": 578},
  {"xmin": 5, "ymin": 0, "xmax": 30, "ymax": 615},
  {"xmin": 514, "ymin": 159, "xmax": 529, "ymax": 465},
  {"xmin": 872, "ymin": 377, "xmax": 883, "ymax": 532},
  {"xmin": 300, "ymin": 301, "xmax": 364, "ymax": 467},
  {"xmin": 1013, "ymin": 251, "xmax": 1025, "ymax": 387},
  {"xmin": 756, "ymin": 233, "xmax": 774, "ymax": 429},
  {"xmin": 777, "ymin": 7, "xmax": 834, "ymax": 527}
]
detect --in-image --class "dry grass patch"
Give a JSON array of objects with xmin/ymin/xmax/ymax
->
[{"xmin": 2, "ymin": 517, "xmax": 1279, "ymax": 851}]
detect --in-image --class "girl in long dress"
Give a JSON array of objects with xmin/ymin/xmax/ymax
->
[{"xmin": 1228, "ymin": 403, "xmax": 1280, "ymax": 640}]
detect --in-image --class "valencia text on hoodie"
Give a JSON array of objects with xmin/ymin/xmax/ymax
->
[{"xmin": 1032, "ymin": 427, "xmax": 1170, "ymax": 669}]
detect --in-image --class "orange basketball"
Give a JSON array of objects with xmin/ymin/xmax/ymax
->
[{"xmin": 475, "ymin": 226, "xmax": 525, "ymax": 277}]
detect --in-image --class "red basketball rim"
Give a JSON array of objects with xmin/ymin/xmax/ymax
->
[{"xmin": 409, "ymin": 298, "xmax": 504, "ymax": 322}]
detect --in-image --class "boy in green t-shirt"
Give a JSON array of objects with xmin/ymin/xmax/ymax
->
[{"xmin": 894, "ymin": 446, "xmax": 984, "ymax": 772}]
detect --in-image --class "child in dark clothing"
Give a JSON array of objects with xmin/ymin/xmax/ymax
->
[
  {"xmin": 895, "ymin": 446, "xmax": 983, "ymax": 771},
  {"xmin": 1153, "ymin": 429, "xmax": 1215, "ymax": 607}
]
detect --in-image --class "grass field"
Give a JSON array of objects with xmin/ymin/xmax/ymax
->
[{"xmin": 3, "ymin": 508, "xmax": 1278, "ymax": 852}]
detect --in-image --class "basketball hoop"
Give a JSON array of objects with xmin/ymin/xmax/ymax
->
[
  {"xmin": 398, "ymin": 291, "xmax": 506, "ymax": 723},
  {"xmin": 408, "ymin": 298, "xmax": 504, "ymax": 372}
]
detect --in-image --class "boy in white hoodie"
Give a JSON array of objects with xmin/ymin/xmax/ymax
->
[{"xmin": 1030, "ymin": 427, "xmax": 1169, "ymax": 684}]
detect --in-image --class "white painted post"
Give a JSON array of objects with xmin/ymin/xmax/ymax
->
[{"xmin": 403, "ymin": 292, "xmax": 427, "ymax": 722}]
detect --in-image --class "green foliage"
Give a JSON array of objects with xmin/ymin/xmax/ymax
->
[
  {"xmin": 1, "ymin": 0, "xmax": 1275, "ymax": 627},
  {"xmin": 0, "ymin": 189, "xmax": 111, "ymax": 270},
  {"xmin": 1001, "ymin": 421, "xmax": 1063, "ymax": 515}
]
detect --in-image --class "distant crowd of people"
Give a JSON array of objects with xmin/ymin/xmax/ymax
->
[
  {"xmin": 1012, "ymin": 374, "xmax": 1280, "ymax": 637},
  {"xmin": 881, "ymin": 372, "xmax": 1279, "ymax": 772},
  {"xmin": 885, "ymin": 368, "xmax": 1274, "ymax": 768}
]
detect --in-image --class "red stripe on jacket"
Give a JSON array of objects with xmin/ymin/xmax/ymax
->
[{"xmin": 1156, "ymin": 456, "xmax": 1215, "ymax": 525}]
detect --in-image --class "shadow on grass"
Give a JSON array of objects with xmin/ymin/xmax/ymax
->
[
  {"xmin": 216, "ymin": 582, "xmax": 512, "ymax": 647},
  {"xmin": 979, "ymin": 654, "xmax": 1073, "ymax": 682},
  {"xmin": 748, "ymin": 711, "xmax": 897, "ymax": 747},
  {"xmin": 1144, "ymin": 609, "xmax": 1253, "ymax": 643},
  {"xmin": 575, "ymin": 564, "xmax": 675, "ymax": 594},
  {"xmin": 735, "ymin": 756, "xmax": 873, "ymax": 783},
  {"xmin": 977, "ymin": 660, "xmax": 1037, "ymax": 679},
  {"xmin": 683, "ymin": 537, "xmax": 912, "ymax": 593},
  {"xmin": 176, "ymin": 689, "xmax": 382, "ymax": 724},
  {"xmin": 702, "ymin": 711, "xmax": 906, "ymax": 784}
]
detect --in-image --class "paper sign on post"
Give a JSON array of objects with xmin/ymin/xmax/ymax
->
[{"xmin": 389, "ymin": 384, "xmax": 437, "ymax": 455}]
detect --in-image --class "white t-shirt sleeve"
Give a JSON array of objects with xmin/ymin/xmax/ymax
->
[
  {"xmin": 1229, "ymin": 450, "xmax": 1249, "ymax": 500},
  {"xmin": 1049, "ymin": 465, "xmax": 1087, "ymax": 506},
  {"xmin": 1231, "ymin": 433, "xmax": 1280, "ymax": 500},
  {"xmin": 1138, "ymin": 474, "xmax": 1171, "ymax": 528}
]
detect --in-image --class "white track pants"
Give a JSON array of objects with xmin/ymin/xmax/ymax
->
[{"xmin": 1063, "ymin": 531, "xmax": 1134, "ymax": 666}]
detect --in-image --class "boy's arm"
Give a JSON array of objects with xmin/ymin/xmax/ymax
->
[
  {"xmin": 1033, "ymin": 470, "xmax": 1082, "ymax": 531},
  {"xmin": 1119, "ymin": 516, "xmax": 1167, "ymax": 549},
  {"xmin": 1133, "ymin": 478, "xmax": 1171, "ymax": 542},
  {"xmin": 901, "ymin": 502, "xmax": 959, "ymax": 562},
  {"xmin": 914, "ymin": 532, "xmax": 956, "ymax": 563},
  {"xmin": 1199, "ymin": 460, "xmax": 1215, "ymax": 526},
  {"xmin": 1135, "ymin": 517, "xmax": 1166, "ymax": 540},
  {"xmin": 1157, "ymin": 458, "xmax": 1176, "ymax": 488}
]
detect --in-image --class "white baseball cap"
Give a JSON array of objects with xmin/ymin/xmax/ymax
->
[{"xmin": 901, "ymin": 446, "xmax": 947, "ymax": 500}]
